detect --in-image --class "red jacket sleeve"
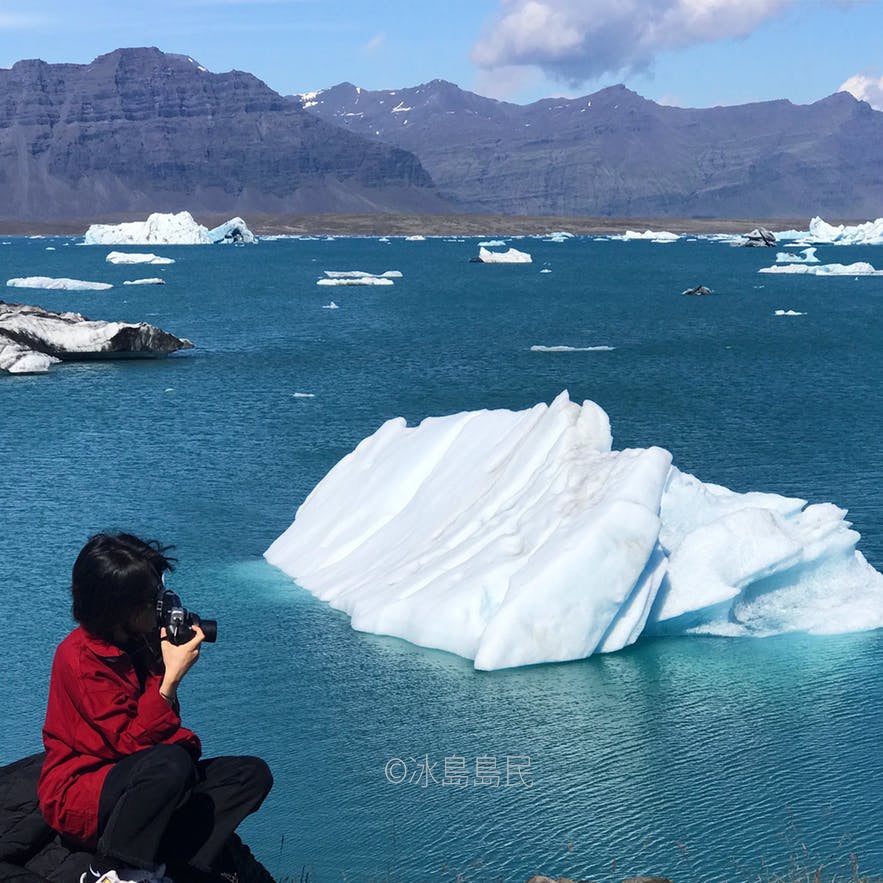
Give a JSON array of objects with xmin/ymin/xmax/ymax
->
[{"xmin": 74, "ymin": 650, "xmax": 201, "ymax": 760}]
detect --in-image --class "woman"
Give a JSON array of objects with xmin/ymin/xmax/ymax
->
[{"xmin": 38, "ymin": 533, "xmax": 273, "ymax": 883}]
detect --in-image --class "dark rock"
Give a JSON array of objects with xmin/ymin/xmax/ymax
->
[
  {"xmin": 742, "ymin": 227, "xmax": 777, "ymax": 246},
  {"xmin": 682, "ymin": 285, "xmax": 713, "ymax": 296},
  {"xmin": 302, "ymin": 79, "xmax": 883, "ymax": 218},
  {"xmin": 621, "ymin": 878, "xmax": 673, "ymax": 883},
  {"xmin": 526, "ymin": 877, "xmax": 596, "ymax": 883},
  {"xmin": 0, "ymin": 300, "xmax": 193, "ymax": 374},
  {"xmin": 0, "ymin": 753, "xmax": 275, "ymax": 883},
  {"xmin": 0, "ymin": 48, "xmax": 448, "ymax": 220}
]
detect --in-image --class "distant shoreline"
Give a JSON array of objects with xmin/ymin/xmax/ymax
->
[{"xmin": 0, "ymin": 213, "xmax": 844, "ymax": 238}]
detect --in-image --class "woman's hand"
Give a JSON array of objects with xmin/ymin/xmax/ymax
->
[{"xmin": 159, "ymin": 624, "xmax": 205, "ymax": 704}]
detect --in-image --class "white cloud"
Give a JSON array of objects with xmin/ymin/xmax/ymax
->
[
  {"xmin": 0, "ymin": 12, "xmax": 48, "ymax": 29},
  {"xmin": 472, "ymin": 0, "xmax": 798, "ymax": 83},
  {"xmin": 362, "ymin": 32, "xmax": 385, "ymax": 54},
  {"xmin": 838, "ymin": 73, "xmax": 883, "ymax": 110}
]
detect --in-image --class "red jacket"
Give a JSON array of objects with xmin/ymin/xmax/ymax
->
[{"xmin": 38, "ymin": 626, "xmax": 201, "ymax": 848}]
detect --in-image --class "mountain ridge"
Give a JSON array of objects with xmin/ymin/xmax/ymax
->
[
  {"xmin": 297, "ymin": 78, "xmax": 883, "ymax": 218},
  {"xmin": 0, "ymin": 47, "xmax": 450, "ymax": 220}
]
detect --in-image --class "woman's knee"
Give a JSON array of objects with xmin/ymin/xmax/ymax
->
[
  {"xmin": 255, "ymin": 757, "xmax": 273, "ymax": 798},
  {"xmin": 241, "ymin": 756, "xmax": 274, "ymax": 799},
  {"xmin": 135, "ymin": 744, "xmax": 196, "ymax": 795}
]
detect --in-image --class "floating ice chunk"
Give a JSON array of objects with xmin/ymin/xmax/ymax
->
[
  {"xmin": 323, "ymin": 270, "xmax": 401, "ymax": 278},
  {"xmin": 84, "ymin": 211, "xmax": 255, "ymax": 245},
  {"xmin": 759, "ymin": 262, "xmax": 883, "ymax": 275},
  {"xmin": 266, "ymin": 395, "xmax": 883, "ymax": 669},
  {"xmin": 209, "ymin": 217, "xmax": 256, "ymax": 244},
  {"xmin": 648, "ymin": 467, "xmax": 883, "ymax": 637},
  {"xmin": 0, "ymin": 301, "xmax": 192, "ymax": 375},
  {"xmin": 476, "ymin": 247, "xmax": 532, "ymax": 264},
  {"xmin": 123, "ymin": 278, "xmax": 166, "ymax": 286},
  {"xmin": 478, "ymin": 240, "xmax": 507, "ymax": 247},
  {"xmin": 45, "ymin": 247, "xmax": 56, "ymax": 251},
  {"xmin": 805, "ymin": 216, "xmax": 883, "ymax": 246},
  {"xmin": 545, "ymin": 231, "xmax": 574, "ymax": 243},
  {"xmin": 540, "ymin": 269, "xmax": 552, "ymax": 273},
  {"xmin": 530, "ymin": 345, "xmax": 615, "ymax": 352},
  {"xmin": 322, "ymin": 301, "xmax": 339, "ymax": 309},
  {"xmin": 614, "ymin": 230, "xmax": 680, "ymax": 242},
  {"xmin": 404, "ymin": 235, "xmax": 426, "ymax": 241},
  {"xmin": 776, "ymin": 247, "xmax": 818, "ymax": 264},
  {"xmin": 0, "ymin": 338, "xmax": 60, "ymax": 374},
  {"xmin": 6, "ymin": 277, "xmax": 113, "ymax": 291},
  {"xmin": 774, "ymin": 309, "xmax": 805, "ymax": 316},
  {"xmin": 317, "ymin": 277, "xmax": 394, "ymax": 286},
  {"xmin": 293, "ymin": 392, "xmax": 315, "ymax": 398},
  {"xmin": 106, "ymin": 252, "xmax": 174, "ymax": 265}
]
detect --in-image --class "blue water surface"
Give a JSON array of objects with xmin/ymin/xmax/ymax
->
[{"xmin": 1, "ymin": 234, "xmax": 881, "ymax": 882}]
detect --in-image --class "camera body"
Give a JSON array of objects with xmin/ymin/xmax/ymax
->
[{"xmin": 156, "ymin": 589, "xmax": 218, "ymax": 645}]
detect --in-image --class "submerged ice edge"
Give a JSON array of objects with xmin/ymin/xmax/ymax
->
[{"xmin": 264, "ymin": 393, "xmax": 883, "ymax": 670}]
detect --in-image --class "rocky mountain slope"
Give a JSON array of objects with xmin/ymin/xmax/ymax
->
[
  {"xmin": 0, "ymin": 48, "xmax": 448, "ymax": 220},
  {"xmin": 300, "ymin": 80, "xmax": 883, "ymax": 218}
]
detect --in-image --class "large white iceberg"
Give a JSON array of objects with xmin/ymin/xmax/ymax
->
[
  {"xmin": 804, "ymin": 216, "xmax": 883, "ymax": 246},
  {"xmin": 265, "ymin": 393, "xmax": 883, "ymax": 669},
  {"xmin": 84, "ymin": 212, "xmax": 255, "ymax": 245}
]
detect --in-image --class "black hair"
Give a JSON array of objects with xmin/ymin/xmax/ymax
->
[{"xmin": 71, "ymin": 533, "xmax": 176, "ymax": 641}]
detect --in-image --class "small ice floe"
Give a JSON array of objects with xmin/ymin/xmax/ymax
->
[
  {"xmin": 7, "ymin": 277, "xmax": 113, "ymax": 291},
  {"xmin": 292, "ymin": 392, "xmax": 315, "ymax": 398},
  {"xmin": 164, "ymin": 388, "xmax": 175, "ymax": 393},
  {"xmin": 774, "ymin": 309, "xmax": 806, "ymax": 316},
  {"xmin": 776, "ymin": 247, "xmax": 818, "ymax": 264},
  {"xmin": 106, "ymin": 252, "xmax": 175, "ymax": 265},
  {"xmin": 474, "ymin": 246, "xmax": 532, "ymax": 264},
  {"xmin": 478, "ymin": 240, "xmax": 506, "ymax": 248},
  {"xmin": 123, "ymin": 278, "xmax": 166, "ymax": 286},
  {"xmin": 759, "ymin": 262, "xmax": 883, "ymax": 276},
  {"xmin": 322, "ymin": 302, "xmax": 339, "ymax": 310},
  {"xmin": 45, "ymin": 247, "xmax": 56, "ymax": 251},
  {"xmin": 379, "ymin": 237, "xmax": 390, "ymax": 243},
  {"xmin": 530, "ymin": 345, "xmax": 615, "ymax": 352},
  {"xmin": 545, "ymin": 231, "xmax": 574, "ymax": 243},
  {"xmin": 317, "ymin": 277, "xmax": 394, "ymax": 286},
  {"xmin": 404, "ymin": 235, "xmax": 426, "ymax": 241},
  {"xmin": 323, "ymin": 270, "xmax": 401, "ymax": 278},
  {"xmin": 613, "ymin": 230, "xmax": 680, "ymax": 242},
  {"xmin": 540, "ymin": 268, "xmax": 552, "ymax": 274},
  {"xmin": 741, "ymin": 227, "xmax": 777, "ymax": 247}
]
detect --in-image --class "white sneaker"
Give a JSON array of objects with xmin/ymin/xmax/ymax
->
[{"xmin": 82, "ymin": 863, "xmax": 172, "ymax": 883}]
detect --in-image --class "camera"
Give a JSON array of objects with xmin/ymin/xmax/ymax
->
[{"xmin": 156, "ymin": 589, "xmax": 218, "ymax": 645}]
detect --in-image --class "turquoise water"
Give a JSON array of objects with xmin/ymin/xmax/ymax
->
[{"xmin": 1, "ymin": 235, "xmax": 881, "ymax": 882}]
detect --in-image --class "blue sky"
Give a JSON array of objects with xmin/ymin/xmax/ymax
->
[{"xmin": 1, "ymin": 0, "xmax": 882, "ymax": 109}]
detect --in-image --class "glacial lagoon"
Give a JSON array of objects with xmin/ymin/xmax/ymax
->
[{"xmin": 2, "ymin": 232, "xmax": 881, "ymax": 881}]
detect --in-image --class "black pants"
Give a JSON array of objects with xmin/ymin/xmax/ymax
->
[{"xmin": 96, "ymin": 744, "xmax": 273, "ymax": 875}]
